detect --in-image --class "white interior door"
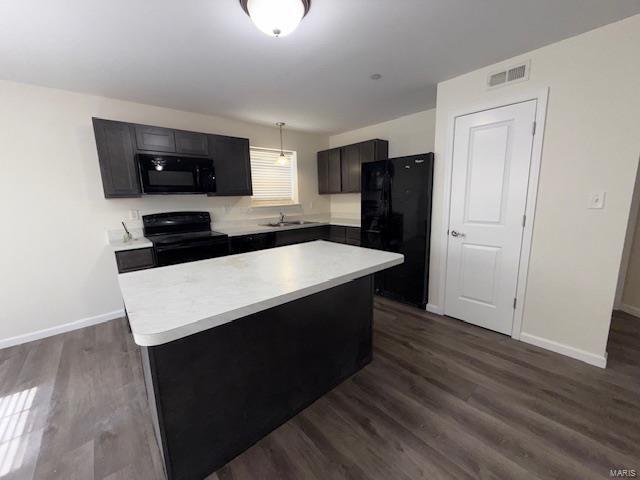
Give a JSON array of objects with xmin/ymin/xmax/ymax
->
[{"xmin": 444, "ymin": 100, "xmax": 537, "ymax": 335}]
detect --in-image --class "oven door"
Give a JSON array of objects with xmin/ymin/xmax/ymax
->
[
  {"xmin": 155, "ymin": 238, "xmax": 229, "ymax": 266},
  {"xmin": 138, "ymin": 154, "xmax": 216, "ymax": 194}
]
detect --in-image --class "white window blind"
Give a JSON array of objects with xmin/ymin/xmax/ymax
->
[{"xmin": 250, "ymin": 148, "xmax": 296, "ymax": 201}]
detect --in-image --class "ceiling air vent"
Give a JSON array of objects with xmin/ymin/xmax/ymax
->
[{"xmin": 487, "ymin": 61, "xmax": 530, "ymax": 89}]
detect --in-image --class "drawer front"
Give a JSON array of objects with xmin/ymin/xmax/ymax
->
[
  {"xmin": 116, "ymin": 248, "xmax": 156, "ymax": 273},
  {"xmin": 345, "ymin": 226, "xmax": 361, "ymax": 246},
  {"xmin": 135, "ymin": 126, "xmax": 176, "ymax": 152}
]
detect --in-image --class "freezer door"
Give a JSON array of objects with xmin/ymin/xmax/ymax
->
[{"xmin": 379, "ymin": 154, "xmax": 434, "ymax": 308}]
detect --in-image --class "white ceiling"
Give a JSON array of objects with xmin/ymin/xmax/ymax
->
[{"xmin": 1, "ymin": 0, "xmax": 639, "ymax": 133}]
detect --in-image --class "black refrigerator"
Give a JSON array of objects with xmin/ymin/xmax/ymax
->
[{"xmin": 361, "ymin": 153, "xmax": 434, "ymax": 309}]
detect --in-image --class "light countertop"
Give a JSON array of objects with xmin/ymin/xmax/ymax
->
[
  {"xmin": 119, "ymin": 241, "xmax": 403, "ymax": 346},
  {"xmin": 107, "ymin": 218, "xmax": 361, "ymax": 249},
  {"xmin": 110, "ymin": 237, "xmax": 153, "ymax": 252},
  {"xmin": 214, "ymin": 218, "xmax": 360, "ymax": 237}
]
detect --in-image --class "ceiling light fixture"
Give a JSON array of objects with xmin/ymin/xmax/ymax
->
[
  {"xmin": 275, "ymin": 122, "xmax": 289, "ymax": 166},
  {"xmin": 239, "ymin": 0, "xmax": 311, "ymax": 38}
]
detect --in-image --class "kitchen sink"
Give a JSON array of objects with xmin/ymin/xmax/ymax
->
[{"xmin": 259, "ymin": 221, "xmax": 319, "ymax": 227}]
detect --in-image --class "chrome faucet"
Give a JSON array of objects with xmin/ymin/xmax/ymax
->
[{"xmin": 279, "ymin": 212, "xmax": 286, "ymax": 224}]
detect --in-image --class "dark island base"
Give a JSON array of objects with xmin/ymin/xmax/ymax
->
[{"xmin": 140, "ymin": 275, "xmax": 374, "ymax": 480}]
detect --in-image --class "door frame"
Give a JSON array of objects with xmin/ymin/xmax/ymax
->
[{"xmin": 436, "ymin": 88, "xmax": 549, "ymax": 340}]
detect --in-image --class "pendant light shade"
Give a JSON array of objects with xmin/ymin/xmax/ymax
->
[
  {"xmin": 240, "ymin": 0, "xmax": 311, "ymax": 37},
  {"xmin": 275, "ymin": 122, "xmax": 289, "ymax": 166}
]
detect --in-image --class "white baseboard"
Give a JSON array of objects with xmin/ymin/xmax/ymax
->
[
  {"xmin": 0, "ymin": 309, "xmax": 125, "ymax": 350},
  {"xmin": 619, "ymin": 304, "xmax": 640, "ymax": 318},
  {"xmin": 520, "ymin": 332, "xmax": 607, "ymax": 369},
  {"xmin": 426, "ymin": 303, "xmax": 444, "ymax": 315}
]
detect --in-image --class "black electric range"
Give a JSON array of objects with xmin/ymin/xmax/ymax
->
[{"xmin": 143, "ymin": 212, "xmax": 229, "ymax": 266}]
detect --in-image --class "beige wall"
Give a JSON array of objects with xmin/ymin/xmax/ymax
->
[
  {"xmin": 328, "ymin": 109, "xmax": 437, "ymax": 218},
  {"xmin": 0, "ymin": 80, "xmax": 329, "ymax": 344},
  {"xmin": 432, "ymin": 14, "xmax": 640, "ymax": 362},
  {"xmin": 622, "ymin": 205, "xmax": 640, "ymax": 313}
]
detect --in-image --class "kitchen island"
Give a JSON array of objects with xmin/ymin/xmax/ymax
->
[{"xmin": 118, "ymin": 240, "xmax": 403, "ymax": 480}]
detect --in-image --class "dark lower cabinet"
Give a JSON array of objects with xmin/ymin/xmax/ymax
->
[
  {"xmin": 275, "ymin": 226, "xmax": 330, "ymax": 247},
  {"xmin": 327, "ymin": 225, "xmax": 347, "ymax": 243},
  {"xmin": 230, "ymin": 233, "xmax": 276, "ymax": 254},
  {"xmin": 209, "ymin": 135, "xmax": 252, "ymax": 196},
  {"xmin": 115, "ymin": 248, "xmax": 156, "ymax": 273},
  {"xmin": 345, "ymin": 226, "xmax": 361, "ymax": 246},
  {"xmin": 317, "ymin": 139, "xmax": 388, "ymax": 194},
  {"xmin": 326, "ymin": 225, "xmax": 361, "ymax": 246},
  {"xmin": 113, "ymin": 226, "xmax": 361, "ymax": 274},
  {"xmin": 93, "ymin": 119, "xmax": 141, "ymax": 198},
  {"xmin": 232, "ymin": 225, "xmax": 359, "ymax": 251}
]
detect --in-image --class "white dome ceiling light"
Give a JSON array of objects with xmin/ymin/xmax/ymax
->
[{"xmin": 240, "ymin": 0, "xmax": 311, "ymax": 38}]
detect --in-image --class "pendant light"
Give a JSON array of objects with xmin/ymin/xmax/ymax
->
[
  {"xmin": 275, "ymin": 122, "xmax": 288, "ymax": 166},
  {"xmin": 239, "ymin": 0, "xmax": 311, "ymax": 38}
]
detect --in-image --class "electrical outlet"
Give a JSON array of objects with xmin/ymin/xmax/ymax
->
[
  {"xmin": 588, "ymin": 191, "xmax": 606, "ymax": 210},
  {"xmin": 128, "ymin": 209, "xmax": 140, "ymax": 220}
]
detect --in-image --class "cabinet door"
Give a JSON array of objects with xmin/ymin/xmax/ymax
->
[
  {"xmin": 360, "ymin": 139, "xmax": 389, "ymax": 164},
  {"xmin": 317, "ymin": 151, "xmax": 330, "ymax": 194},
  {"xmin": 345, "ymin": 226, "xmax": 361, "ymax": 246},
  {"xmin": 93, "ymin": 118, "xmax": 141, "ymax": 198},
  {"xmin": 328, "ymin": 225, "xmax": 346, "ymax": 243},
  {"xmin": 341, "ymin": 144, "xmax": 360, "ymax": 193},
  {"xmin": 175, "ymin": 131, "xmax": 208, "ymax": 156},
  {"xmin": 275, "ymin": 226, "xmax": 330, "ymax": 247},
  {"xmin": 328, "ymin": 148, "xmax": 342, "ymax": 193},
  {"xmin": 115, "ymin": 248, "xmax": 156, "ymax": 273},
  {"xmin": 135, "ymin": 126, "xmax": 176, "ymax": 152},
  {"xmin": 230, "ymin": 233, "xmax": 276, "ymax": 254},
  {"xmin": 209, "ymin": 135, "xmax": 252, "ymax": 196}
]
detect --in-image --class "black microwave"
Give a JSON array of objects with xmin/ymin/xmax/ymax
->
[{"xmin": 138, "ymin": 154, "xmax": 216, "ymax": 194}]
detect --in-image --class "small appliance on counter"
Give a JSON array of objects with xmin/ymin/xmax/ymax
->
[
  {"xmin": 361, "ymin": 153, "xmax": 434, "ymax": 309},
  {"xmin": 143, "ymin": 211, "xmax": 228, "ymax": 266}
]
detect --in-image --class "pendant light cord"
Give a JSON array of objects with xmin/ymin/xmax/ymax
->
[{"xmin": 279, "ymin": 123, "xmax": 284, "ymax": 156}]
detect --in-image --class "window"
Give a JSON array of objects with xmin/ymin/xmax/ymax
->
[{"xmin": 250, "ymin": 147, "xmax": 298, "ymax": 204}]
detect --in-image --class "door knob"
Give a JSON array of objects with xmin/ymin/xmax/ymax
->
[{"xmin": 451, "ymin": 230, "xmax": 466, "ymax": 238}]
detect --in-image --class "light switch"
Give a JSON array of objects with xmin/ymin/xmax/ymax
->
[{"xmin": 588, "ymin": 191, "xmax": 606, "ymax": 210}]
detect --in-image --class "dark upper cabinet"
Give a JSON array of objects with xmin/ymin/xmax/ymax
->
[
  {"xmin": 93, "ymin": 118, "xmax": 253, "ymax": 198},
  {"xmin": 135, "ymin": 126, "xmax": 176, "ymax": 152},
  {"xmin": 92, "ymin": 118, "xmax": 141, "ymax": 198},
  {"xmin": 317, "ymin": 139, "xmax": 388, "ymax": 194},
  {"xmin": 175, "ymin": 131, "xmax": 208, "ymax": 155},
  {"xmin": 341, "ymin": 144, "xmax": 361, "ymax": 193},
  {"xmin": 317, "ymin": 151, "xmax": 330, "ymax": 194},
  {"xmin": 317, "ymin": 149, "xmax": 342, "ymax": 194},
  {"xmin": 209, "ymin": 135, "xmax": 252, "ymax": 196},
  {"xmin": 328, "ymin": 149, "xmax": 342, "ymax": 193}
]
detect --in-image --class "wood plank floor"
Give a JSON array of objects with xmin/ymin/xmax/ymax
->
[{"xmin": 0, "ymin": 298, "xmax": 638, "ymax": 479}]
